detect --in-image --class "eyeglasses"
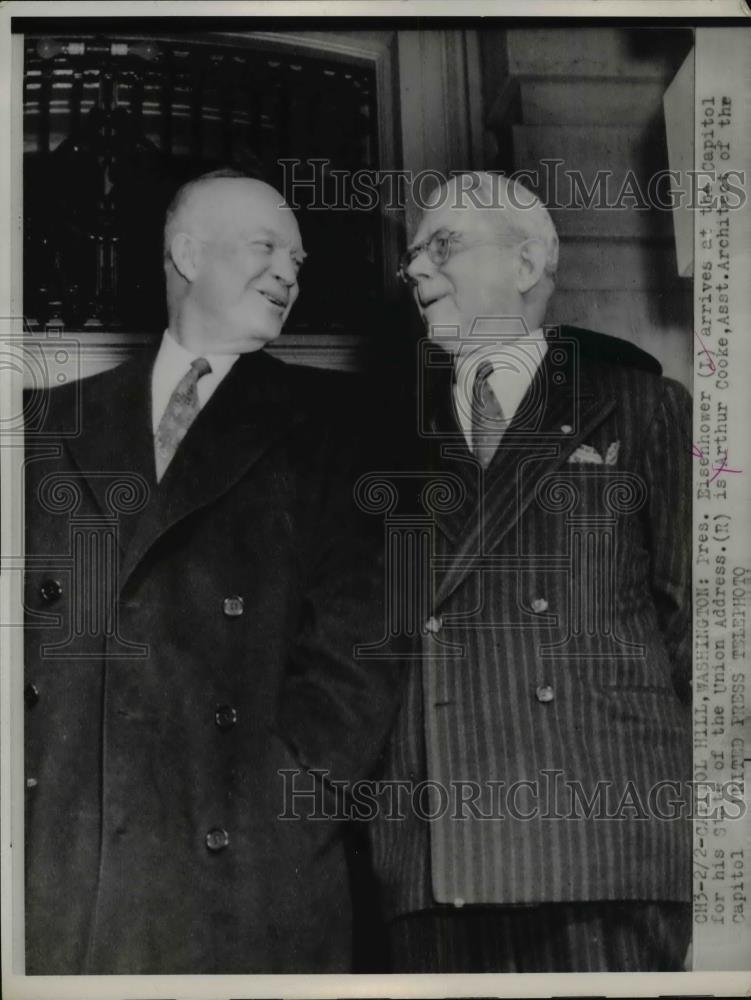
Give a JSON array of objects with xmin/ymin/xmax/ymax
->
[{"xmin": 397, "ymin": 229, "xmax": 513, "ymax": 285}]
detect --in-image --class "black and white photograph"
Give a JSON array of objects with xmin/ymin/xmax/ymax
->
[{"xmin": 0, "ymin": 2, "xmax": 749, "ymax": 997}]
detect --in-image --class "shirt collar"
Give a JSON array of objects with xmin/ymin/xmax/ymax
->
[
  {"xmin": 151, "ymin": 330, "xmax": 241, "ymax": 435},
  {"xmin": 454, "ymin": 327, "xmax": 547, "ymax": 388},
  {"xmin": 451, "ymin": 328, "xmax": 548, "ymax": 433},
  {"xmin": 159, "ymin": 328, "xmax": 239, "ymax": 381}
]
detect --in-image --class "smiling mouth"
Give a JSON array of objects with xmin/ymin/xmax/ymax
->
[{"xmin": 259, "ymin": 291, "xmax": 288, "ymax": 309}]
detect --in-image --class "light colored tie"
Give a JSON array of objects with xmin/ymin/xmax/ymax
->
[
  {"xmin": 154, "ymin": 357, "xmax": 212, "ymax": 481},
  {"xmin": 471, "ymin": 360, "xmax": 507, "ymax": 469}
]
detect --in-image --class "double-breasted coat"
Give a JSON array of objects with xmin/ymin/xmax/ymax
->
[
  {"xmin": 23, "ymin": 347, "xmax": 399, "ymax": 974},
  {"xmin": 371, "ymin": 327, "xmax": 692, "ymax": 917}
]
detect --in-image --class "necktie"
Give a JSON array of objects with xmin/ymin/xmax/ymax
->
[
  {"xmin": 471, "ymin": 360, "xmax": 507, "ymax": 469},
  {"xmin": 154, "ymin": 357, "xmax": 212, "ymax": 481}
]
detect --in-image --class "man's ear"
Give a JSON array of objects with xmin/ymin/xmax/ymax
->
[
  {"xmin": 168, "ymin": 232, "xmax": 201, "ymax": 282},
  {"xmin": 515, "ymin": 239, "xmax": 547, "ymax": 294}
]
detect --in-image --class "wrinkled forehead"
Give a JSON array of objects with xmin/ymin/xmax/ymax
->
[
  {"xmin": 411, "ymin": 187, "xmax": 495, "ymax": 246},
  {"xmin": 234, "ymin": 198, "xmax": 302, "ymax": 248}
]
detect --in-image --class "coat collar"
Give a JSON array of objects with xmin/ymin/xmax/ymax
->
[
  {"xmin": 419, "ymin": 343, "xmax": 482, "ymax": 542},
  {"xmin": 63, "ymin": 348, "xmax": 156, "ymax": 555},
  {"xmin": 64, "ymin": 348, "xmax": 307, "ymax": 592},
  {"xmin": 120, "ymin": 349, "xmax": 307, "ymax": 591}
]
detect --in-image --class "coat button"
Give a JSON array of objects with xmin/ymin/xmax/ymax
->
[
  {"xmin": 424, "ymin": 615, "xmax": 443, "ymax": 634},
  {"xmin": 39, "ymin": 578, "xmax": 63, "ymax": 603},
  {"xmin": 24, "ymin": 683, "xmax": 39, "ymax": 708},
  {"xmin": 205, "ymin": 827, "xmax": 230, "ymax": 852},
  {"xmin": 531, "ymin": 597, "xmax": 548, "ymax": 613},
  {"xmin": 535, "ymin": 684, "xmax": 555, "ymax": 704},
  {"xmin": 222, "ymin": 595, "xmax": 244, "ymax": 617},
  {"xmin": 215, "ymin": 705, "xmax": 238, "ymax": 731}
]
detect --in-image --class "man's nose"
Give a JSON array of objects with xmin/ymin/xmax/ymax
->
[
  {"xmin": 406, "ymin": 247, "xmax": 434, "ymax": 283},
  {"xmin": 271, "ymin": 249, "xmax": 298, "ymax": 286}
]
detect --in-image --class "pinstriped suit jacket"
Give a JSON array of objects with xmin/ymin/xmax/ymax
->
[{"xmin": 370, "ymin": 326, "xmax": 692, "ymax": 917}]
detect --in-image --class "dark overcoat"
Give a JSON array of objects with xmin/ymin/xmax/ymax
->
[
  {"xmin": 24, "ymin": 348, "xmax": 399, "ymax": 974},
  {"xmin": 371, "ymin": 327, "xmax": 693, "ymax": 916}
]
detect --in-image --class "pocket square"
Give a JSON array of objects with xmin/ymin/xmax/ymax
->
[{"xmin": 568, "ymin": 441, "xmax": 620, "ymax": 465}]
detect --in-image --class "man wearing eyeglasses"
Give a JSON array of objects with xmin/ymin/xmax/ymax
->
[
  {"xmin": 23, "ymin": 170, "xmax": 399, "ymax": 973},
  {"xmin": 370, "ymin": 172, "xmax": 692, "ymax": 972}
]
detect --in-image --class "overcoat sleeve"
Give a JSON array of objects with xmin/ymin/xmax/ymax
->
[{"xmin": 274, "ymin": 398, "xmax": 403, "ymax": 788}]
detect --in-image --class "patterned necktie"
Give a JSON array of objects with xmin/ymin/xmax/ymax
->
[
  {"xmin": 471, "ymin": 360, "xmax": 507, "ymax": 469},
  {"xmin": 154, "ymin": 357, "xmax": 212, "ymax": 481}
]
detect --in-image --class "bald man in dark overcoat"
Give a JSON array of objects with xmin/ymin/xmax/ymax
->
[{"xmin": 23, "ymin": 172, "xmax": 399, "ymax": 974}]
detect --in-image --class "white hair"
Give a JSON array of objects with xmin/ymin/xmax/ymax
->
[{"xmin": 436, "ymin": 171, "xmax": 559, "ymax": 278}]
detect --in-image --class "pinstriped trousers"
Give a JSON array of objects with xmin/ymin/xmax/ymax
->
[{"xmin": 387, "ymin": 901, "xmax": 691, "ymax": 972}]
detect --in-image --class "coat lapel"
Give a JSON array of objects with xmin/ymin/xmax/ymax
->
[
  {"xmin": 119, "ymin": 350, "xmax": 305, "ymax": 592},
  {"xmin": 433, "ymin": 335, "xmax": 616, "ymax": 609},
  {"xmin": 63, "ymin": 349, "xmax": 157, "ymax": 555},
  {"xmin": 420, "ymin": 346, "xmax": 481, "ymax": 543}
]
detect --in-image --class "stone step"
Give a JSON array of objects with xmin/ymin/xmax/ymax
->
[
  {"xmin": 549, "ymin": 288, "xmax": 692, "ymax": 388},
  {"xmin": 520, "ymin": 78, "xmax": 667, "ymax": 127},
  {"xmin": 555, "ymin": 238, "xmax": 683, "ymax": 290},
  {"xmin": 506, "ymin": 27, "xmax": 692, "ymax": 79}
]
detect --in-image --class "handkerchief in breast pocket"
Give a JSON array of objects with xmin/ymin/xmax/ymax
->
[{"xmin": 567, "ymin": 441, "xmax": 620, "ymax": 465}]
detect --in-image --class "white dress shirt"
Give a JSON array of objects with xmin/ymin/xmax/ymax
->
[
  {"xmin": 151, "ymin": 330, "xmax": 240, "ymax": 435},
  {"xmin": 452, "ymin": 330, "xmax": 548, "ymax": 449}
]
